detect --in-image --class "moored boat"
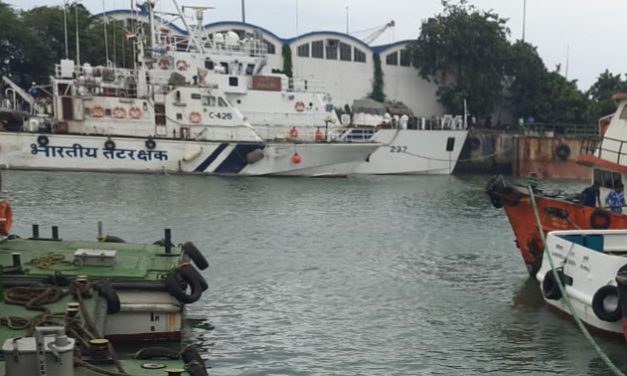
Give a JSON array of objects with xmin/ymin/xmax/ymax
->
[
  {"xmin": 485, "ymin": 93, "xmax": 627, "ymax": 276},
  {"xmin": 537, "ymin": 229, "xmax": 627, "ymax": 339},
  {"xmin": 0, "ymin": 177, "xmax": 209, "ymax": 375}
]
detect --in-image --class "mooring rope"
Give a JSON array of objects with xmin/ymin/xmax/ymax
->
[{"xmin": 528, "ymin": 185, "xmax": 625, "ymax": 376}]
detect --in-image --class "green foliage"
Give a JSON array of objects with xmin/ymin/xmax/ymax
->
[
  {"xmin": 406, "ymin": 0, "xmax": 510, "ymax": 117},
  {"xmin": 587, "ymin": 70, "xmax": 626, "ymax": 120},
  {"xmin": 282, "ymin": 44, "xmax": 292, "ymax": 78},
  {"xmin": 370, "ymin": 53, "xmax": 385, "ymax": 102}
]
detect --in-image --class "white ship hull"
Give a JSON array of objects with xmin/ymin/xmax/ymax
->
[
  {"xmin": 352, "ymin": 129, "xmax": 468, "ymax": 175},
  {"xmin": 0, "ymin": 132, "xmax": 378, "ymax": 177}
]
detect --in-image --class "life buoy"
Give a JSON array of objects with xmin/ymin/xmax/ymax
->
[
  {"xmin": 176, "ymin": 60, "xmax": 189, "ymax": 71},
  {"xmin": 93, "ymin": 281, "xmax": 121, "ymax": 314},
  {"xmin": 158, "ymin": 58, "xmax": 171, "ymax": 70},
  {"xmin": 294, "ymin": 101, "xmax": 305, "ymax": 112},
  {"xmin": 555, "ymin": 144, "xmax": 571, "ymax": 160},
  {"xmin": 37, "ymin": 135, "xmax": 49, "ymax": 147},
  {"xmin": 129, "ymin": 106, "xmax": 142, "ymax": 119},
  {"xmin": 542, "ymin": 270, "xmax": 562, "ymax": 300},
  {"xmin": 291, "ymin": 152, "xmax": 301, "ymax": 164},
  {"xmin": 182, "ymin": 241, "xmax": 209, "ymax": 270},
  {"xmin": 289, "ymin": 127, "xmax": 298, "ymax": 138},
  {"xmin": 91, "ymin": 106, "xmax": 105, "ymax": 118},
  {"xmin": 112, "ymin": 107, "xmax": 127, "ymax": 119},
  {"xmin": 0, "ymin": 199, "xmax": 13, "ymax": 236},
  {"xmin": 145, "ymin": 138, "xmax": 156, "ymax": 150},
  {"xmin": 164, "ymin": 263, "xmax": 205, "ymax": 304},
  {"xmin": 592, "ymin": 285, "xmax": 621, "ymax": 322},
  {"xmin": 189, "ymin": 112, "xmax": 201, "ymax": 124},
  {"xmin": 104, "ymin": 140, "xmax": 116, "ymax": 151},
  {"xmin": 590, "ymin": 208, "xmax": 611, "ymax": 229},
  {"xmin": 314, "ymin": 128, "xmax": 323, "ymax": 141}
]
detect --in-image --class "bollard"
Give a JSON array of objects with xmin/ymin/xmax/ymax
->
[
  {"xmin": 32, "ymin": 224, "xmax": 39, "ymax": 239},
  {"xmin": 11, "ymin": 252, "xmax": 21, "ymax": 267},
  {"xmin": 165, "ymin": 228, "xmax": 171, "ymax": 254},
  {"xmin": 52, "ymin": 226, "xmax": 59, "ymax": 240}
]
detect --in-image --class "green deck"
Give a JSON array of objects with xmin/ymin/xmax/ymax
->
[{"xmin": 0, "ymin": 238, "xmax": 196, "ymax": 375}]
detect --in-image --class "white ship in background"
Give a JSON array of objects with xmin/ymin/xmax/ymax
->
[
  {"xmin": 0, "ymin": 2, "xmax": 379, "ymax": 177},
  {"xmin": 150, "ymin": 5, "xmax": 468, "ymax": 174}
]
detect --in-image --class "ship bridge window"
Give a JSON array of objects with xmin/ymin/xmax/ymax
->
[
  {"xmin": 386, "ymin": 52, "xmax": 398, "ymax": 65},
  {"xmin": 326, "ymin": 40, "xmax": 338, "ymax": 60},
  {"xmin": 340, "ymin": 42, "xmax": 351, "ymax": 61},
  {"xmin": 297, "ymin": 43, "xmax": 309, "ymax": 57},
  {"xmin": 312, "ymin": 40, "xmax": 323, "ymax": 58},
  {"xmin": 220, "ymin": 62, "xmax": 229, "ymax": 74},
  {"xmin": 400, "ymin": 49, "xmax": 411, "ymax": 67},
  {"xmin": 204, "ymin": 59, "xmax": 214, "ymax": 70},
  {"xmin": 620, "ymin": 104, "xmax": 627, "ymax": 120},
  {"xmin": 202, "ymin": 96, "xmax": 216, "ymax": 106},
  {"xmin": 265, "ymin": 41, "xmax": 276, "ymax": 54},
  {"xmin": 594, "ymin": 168, "xmax": 623, "ymax": 189},
  {"xmin": 229, "ymin": 77, "xmax": 239, "ymax": 87},
  {"xmin": 354, "ymin": 48, "xmax": 366, "ymax": 63},
  {"xmin": 245, "ymin": 64, "xmax": 255, "ymax": 75},
  {"xmin": 191, "ymin": 93, "xmax": 201, "ymax": 100},
  {"xmin": 218, "ymin": 97, "xmax": 229, "ymax": 107}
]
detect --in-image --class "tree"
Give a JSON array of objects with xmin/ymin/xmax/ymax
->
[
  {"xmin": 282, "ymin": 44, "xmax": 292, "ymax": 78},
  {"xmin": 587, "ymin": 70, "xmax": 625, "ymax": 121},
  {"xmin": 406, "ymin": 0, "xmax": 510, "ymax": 117},
  {"xmin": 369, "ymin": 53, "xmax": 385, "ymax": 102},
  {"xmin": 504, "ymin": 41, "xmax": 547, "ymax": 121}
]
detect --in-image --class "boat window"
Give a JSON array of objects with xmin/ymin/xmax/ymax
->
[
  {"xmin": 220, "ymin": 62, "xmax": 229, "ymax": 74},
  {"xmin": 297, "ymin": 43, "xmax": 309, "ymax": 57},
  {"xmin": 354, "ymin": 48, "xmax": 366, "ymax": 63},
  {"xmin": 620, "ymin": 104, "xmax": 627, "ymax": 120},
  {"xmin": 191, "ymin": 93, "xmax": 201, "ymax": 100},
  {"xmin": 265, "ymin": 41, "xmax": 276, "ymax": 54},
  {"xmin": 312, "ymin": 41, "xmax": 323, "ymax": 58},
  {"xmin": 595, "ymin": 168, "xmax": 623, "ymax": 188},
  {"xmin": 202, "ymin": 96, "xmax": 216, "ymax": 106},
  {"xmin": 340, "ymin": 42, "xmax": 351, "ymax": 61},
  {"xmin": 218, "ymin": 97, "xmax": 229, "ymax": 107},
  {"xmin": 229, "ymin": 77, "xmax": 238, "ymax": 87},
  {"xmin": 245, "ymin": 64, "xmax": 254, "ymax": 75},
  {"xmin": 204, "ymin": 59, "xmax": 214, "ymax": 70},
  {"xmin": 386, "ymin": 52, "xmax": 398, "ymax": 65}
]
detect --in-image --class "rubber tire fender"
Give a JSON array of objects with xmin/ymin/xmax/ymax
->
[
  {"xmin": 165, "ymin": 264, "xmax": 203, "ymax": 304},
  {"xmin": 186, "ymin": 361, "xmax": 209, "ymax": 376},
  {"xmin": 590, "ymin": 208, "xmax": 611, "ymax": 229},
  {"xmin": 555, "ymin": 144, "xmax": 571, "ymax": 160},
  {"xmin": 186, "ymin": 263, "xmax": 208, "ymax": 292},
  {"xmin": 37, "ymin": 135, "xmax": 49, "ymax": 147},
  {"xmin": 542, "ymin": 271, "xmax": 562, "ymax": 300},
  {"xmin": 134, "ymin": 346, "xmax": 180, "ymax": 360},
  {"xmin": 182, "ymin": 242, "xmax": 209, "ymax": 270},
  {"xmin": 93, "ymin": 282, "xmax": 121, "ymax": 314},
  {"xmin": 592, "ymin": 285, "xmax": 621, "ymax": 322},
  {"xmin": 181, "ymin": 345, "xmax": 203, "ymax": 365},
  {"xmin": 145, "ymin": 138, "xmax": 156, "ymax": 150},
  {"xmin": 501, "ymin": 186, "xmax": 521, "ymax": 206},
  {"xmin": 98, "ymin": 235, "xmax": 126, "ymax": 243},
  {"xmin": 104, "ymin": 140, "xmax": 116, "ymax": 150},
  {"xmin": 467, "ymin": 136, "xmax": 481, "ymax": 151}
]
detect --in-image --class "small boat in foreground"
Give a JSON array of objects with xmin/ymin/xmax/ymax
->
[
  {"xmin": 0, "ymin": 182, "xmax": 210, "ymax": 375},
  {"xmin": 537, "ymin": 229, "xmax": 627, "ymax": 339}
]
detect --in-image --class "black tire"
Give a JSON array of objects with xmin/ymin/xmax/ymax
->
[
  {"xmin": 181, "ymin": 345, "xmax": 203, "ymax": 365},
  {"xmin": 186, "ymin": 361, "xmax": 209, "ymax": 376},
  {"xmin": 93, "ymin": 282, "xmax": 121, "ymax": 314},
  {"xmin": 186, "ymin": 263, "xmax": 208, "ymax": 292},
  {"xmin": 37, "ymin": 135, "xmax": 49, "ymax": 147},
  {"xmin": 182, "ymin": 242, "xmax": 209, "ymax": 270},
  {"xmin": 592, "ymin": 285, "xmax": 621, "ymax": 322},
  {"xmin": 145, "ymin": 138, "xmax": 156, "ymax": 150},
  {"xmin": 467, "ymin": 136, "xmax": 481, "ymax": 151},
  {"xmin": 542, "ymin": 271, "xmax": 562, "ymax": 300},
  {"xmin": 165, "ymin": 264, "xmax": 203, "ymax": 304},
  {"xmin": 98, "ymin": 235, "xmax": 126, "ymax": 243},
  {"xmin": 488, "ymin": 193, "xmax": 503, "ymax": 209},
  {"xmin": 104, "ymin": 140, "xmax": 116, "ymax": 150},
  {"xmin": 555, "ymin": 144, "xmax": 571, "ymax": 160},
  {"xmin": 501, "ymin": 186, "xmax": 521, "ymax": 206},
  {"xmin": 590, "ymin": 208, "xmax": 611, "ymax": 229},
  {"xmin": 134, "ymin": 346, "xmax": 180, "ymax": 360}
]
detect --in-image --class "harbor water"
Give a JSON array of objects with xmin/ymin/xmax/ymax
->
[{"xmin": 3, "ymin": 171, "xmax": 627, "ymax": 375}]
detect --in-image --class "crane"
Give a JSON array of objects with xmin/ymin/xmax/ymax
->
[{"xmin": 350, "ymin": 20, "xmax": 395, "ymax": 45}]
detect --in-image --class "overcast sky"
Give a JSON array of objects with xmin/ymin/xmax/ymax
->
[{"xmin": 7, "ymin": 0, "xmax": 625, "ymax": 91}]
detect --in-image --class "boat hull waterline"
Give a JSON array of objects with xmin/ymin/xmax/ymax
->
[{"xmin": 0, "ymin": 133, "xmax": 379, "ymax": 176}]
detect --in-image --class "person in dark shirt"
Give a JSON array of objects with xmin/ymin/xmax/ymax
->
[{"xmin": 581, "ymin": 181, "xmax": 601, "ymax": 207}]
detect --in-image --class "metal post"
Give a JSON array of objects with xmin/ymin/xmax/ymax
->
[
  {"xmin": 164, "ymin": 228, "xmax": 171, "ymax": 254},
  {"xmin": 11, "ymin": 252, "xmax": 21, "ymax": 267},
  {"xmin": 52, "ymin": 226, "xmax": 59, "ymax": 240},
  {"xmin": 241, "ymin": 0, "xmax": 246, "ymax": 23},
  {"xmin": 64, "ymin": 0, "xmax": 69, "ymax": 58},
  {"xmin": 75, "ymin": 1, "xmax": 80, "ymax": 65},
  {"xmin": 522, "ymin": 0, "xmax": 527, "ymax": 42},
  {"xmin": 32, "ymin": 224, "xmax": 39, "ymax": 239}
]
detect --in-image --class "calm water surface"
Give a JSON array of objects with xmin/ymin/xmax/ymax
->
[{"xmin": 2, "ymin": 171, "xmax": 626, "ymax": 375}]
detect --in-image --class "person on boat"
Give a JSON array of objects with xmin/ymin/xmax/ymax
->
[
  {"xmin": 605, "ymin": 184, "xmax": 625, "ymax": 213},
  {"xmin": 581, "ymin": 181, "xmax": 601, "ymax": 207}
]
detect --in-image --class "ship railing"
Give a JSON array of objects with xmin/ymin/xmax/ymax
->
[
  {"xmin": 583, "ymin": 135, "xmax": 627, "ymax": 164},
  {"xmin": 282, "ymin": 77, "xmax": 327, "ymax": 93},
  {"xmin": 522, "ymin": 122, "xmax": 598, "ymax": 137}
]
